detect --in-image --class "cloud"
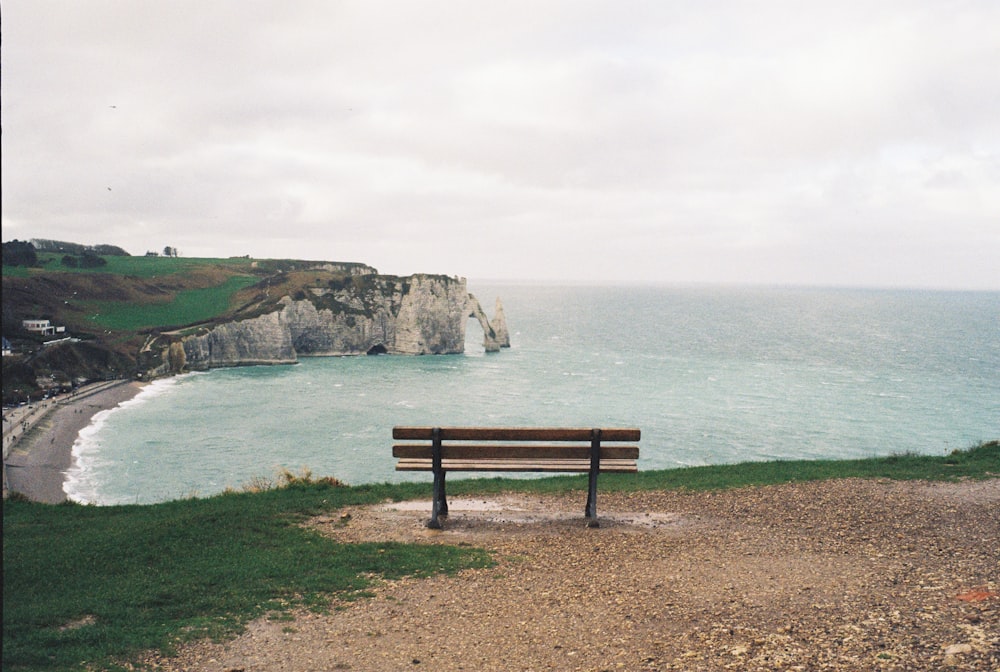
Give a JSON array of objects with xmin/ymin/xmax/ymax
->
[{"xmin": 2, "ymin": 0, "xmax": 998, "ymax": 288}]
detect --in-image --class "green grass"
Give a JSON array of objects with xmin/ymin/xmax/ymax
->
[
  {"xmin": 4, "ymin": 254, "xmax": 344, "ymax": 280},
  {"xmin": 25, "ymin": 254, "xmax": 255, "ymax": 278},
  {"xmin": 2, "ymin": 254, "xmax": 253, "ymax": 278},
  {"xmin": 3, "ymin": 441, "xmax": 996, "ymax": 672},
  {"xmin": 474, "ymin": 439, "xmax": 1000, "ymax": 496},
  {"xmin": 2, "ymin": 264, "xmax": 31, "ymax": 277},
  {"xmin": 3, "ymin": 479, "xmax": 492, "ymax": 672},
  {"xmin": 84, "ymin": 275, "xmax": 259, "ymax": 331}
]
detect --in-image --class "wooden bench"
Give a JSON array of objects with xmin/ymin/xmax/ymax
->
[{"xmin": 393, "ymin": 426, "xmax": 640, "ymax": 529}]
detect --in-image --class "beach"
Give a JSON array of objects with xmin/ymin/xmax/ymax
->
[{"xmin": 3, "ymin": 381, "xmax": 144, "ymax": 504}]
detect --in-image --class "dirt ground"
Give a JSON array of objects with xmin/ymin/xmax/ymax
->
[{"xmin": 144, "ymin": 478, "xmax": 998, "ymax": 671}]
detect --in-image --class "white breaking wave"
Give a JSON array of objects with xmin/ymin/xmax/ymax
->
[{"xmin": 63, "ymin": 376, "xmax": 183, "ymax": 504}]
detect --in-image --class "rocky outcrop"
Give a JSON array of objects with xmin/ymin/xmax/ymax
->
[
  {"xmin": 490, "ymin": 297, "xmax": 510, "ymax": 349},
  {"xmin": 468, "ymin": 294, "xmax": 510, "ymax": 352},
  {"xmin": 173, "ymin": 275, "xmax": 508, "ymax": 371}
]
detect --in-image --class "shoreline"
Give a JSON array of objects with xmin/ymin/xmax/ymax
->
[{"xmin": 4, "ymin": 381, "xmax": 145, "ymax": 503}]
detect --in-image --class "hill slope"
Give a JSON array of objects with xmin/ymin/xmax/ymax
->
[{"xmin": 2, "ymin": 253, "xmax": 379, "ymax": 402}]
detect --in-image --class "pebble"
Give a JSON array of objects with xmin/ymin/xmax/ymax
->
[{"xmin": 141, "ymin": 479, "xmax": 1000, "ymax": 671}]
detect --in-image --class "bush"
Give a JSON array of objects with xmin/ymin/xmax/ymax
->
[
  {"xmin": 79, "ymin": 252, "xmax": 107, "ymax": 268},
  {"xmin": 2, "ymin": 240, "xmax": 38, "ymax": 267}
]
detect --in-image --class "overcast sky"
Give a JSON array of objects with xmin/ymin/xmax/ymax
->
[{"xmin": 2, "ymin": 1, "xmax": 998, "ymax": 288}]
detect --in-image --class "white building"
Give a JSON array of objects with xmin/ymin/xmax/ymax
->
[{"xmin": 22, "ymin": 319, "xmax": 66, "ymax": 336}]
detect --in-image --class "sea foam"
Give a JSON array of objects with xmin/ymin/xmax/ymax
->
[{"xmin": 63, "ymin": 377, "xmax": 182, "ymax": 504}]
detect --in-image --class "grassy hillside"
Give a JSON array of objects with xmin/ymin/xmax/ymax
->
[
  {"xmin": 4, "ymin": 442, "xmax": 996, "ymax": 672},
  {"xmin": 3, "ymin": 253, "xmax": 379, "ymax": 337},
  {"xmin": 3, "ymin": 253, "xmax": 255, "ymax": 279},
  {"xmin": 1, "ymin": 252, "xmax": 378, "ymax": 402},
  {"xmin": 83, "ymin": 274, "xmax": 261, "ymax": 331},
  {"xmin": 3, "ymin": 256, "xmax": 265, "ymax": 338}
]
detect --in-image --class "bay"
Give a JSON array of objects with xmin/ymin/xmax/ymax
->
[{"xmin": 65, "ymin": 284, "xmax": 999, "ymax": 505}]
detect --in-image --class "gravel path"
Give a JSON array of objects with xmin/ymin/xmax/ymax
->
[{"xmin": 146, "ymin": 478, "xmax": 998, "ymax": 671}]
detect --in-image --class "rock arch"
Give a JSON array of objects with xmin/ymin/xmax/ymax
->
[{"xmin": 467, "ymin": 294, "xmax": 510, "ymax": 353}]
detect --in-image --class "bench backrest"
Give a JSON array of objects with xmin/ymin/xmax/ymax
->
[
  {"xmin": 392, "ymin": 426, "xmax": 640, "ymax": 461},
  {"xmin": 394, "ymin": 427, "xmax": 640, "ymax": 442}
]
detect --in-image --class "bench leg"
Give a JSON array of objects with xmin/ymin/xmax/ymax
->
[
  {"xmin": 586, "ymin": 429, "xmax": 601, "ymax": 528},
  {"xmin": 585, "ymin": 468, "xmax": 600, "ymax": 528},
  {"xmin": 439, "ymin": 471, "xmax": 448, "ymax": 515},
  {"xmin": 427, "ymin": 427, "xmax": 446, "ymax": 529},
  {"xmin": 428, "ymin": 470, "xmax": 448, "ymax": 529}
]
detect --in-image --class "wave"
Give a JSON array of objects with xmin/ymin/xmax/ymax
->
[
  {"xmin": 64, "ymin": 408, "xmax": 118, "ymax": 504},
  {"xmin": 63, "ymin": 376, "xmax": 185, "ymax": 504}
]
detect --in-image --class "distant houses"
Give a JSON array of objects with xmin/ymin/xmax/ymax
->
[
  {"xmin": 6, "ymin": 321, "xmax": 72, "ymax": 357},
  {"xmin": 21, "ymin": 319, "xmax": 66, "ymax": 337}
]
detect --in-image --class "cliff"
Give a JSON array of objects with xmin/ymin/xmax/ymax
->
[
  {"xmin": 3, "ymin": 246, "xmax": 498, "ymax": 401},
  {"xmin": 170, "ymin": 275, "xmax": 508, "ymax": 371}
]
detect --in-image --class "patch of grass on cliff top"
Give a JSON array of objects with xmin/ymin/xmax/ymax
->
[
  {"xmin": 4, "ymin": 442, "xmax": 995, "ymax": 672},
  {"xmin": 28, "ymin": 254, "xmax": 256, "ymax": 278},
  {"xmin": 3, "ymin": 478, "xmax": 491, "ymax": 672},
  {"xmin": 442, "ymin": 440, "xmax": 1000, "ymax": 496},
  {"xmin": 627, "ymin": 438, "xmax": 998, "ymax": 491},
  {"xmin": 83, "ymin": 274, "xmax": 260, "ymax": 331}
]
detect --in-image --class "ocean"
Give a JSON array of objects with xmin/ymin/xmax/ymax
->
[{"xmin": 64, "ymin": 284, "xmax": 999, "ymax": 505}]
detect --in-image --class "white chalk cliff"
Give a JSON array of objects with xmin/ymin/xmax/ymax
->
[{"xmin": 174, "ymin": 275, "xmax": 508, "ymax": 371}]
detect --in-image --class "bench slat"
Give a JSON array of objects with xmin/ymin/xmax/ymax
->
[
  {"xmin": 392, "ymin": 444, "xmax": 639, "ymax": 460},
  {"xmin": 392, "ymin": 426, "xmax": 641, "ymax": 442},
  {"xmin": 395, "ymin": 458, "xmax": 638, "ymax": 473}
]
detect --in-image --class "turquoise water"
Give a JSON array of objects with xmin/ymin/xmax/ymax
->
[{"xmin": 65, "ymin": 285, "xmax": 999, "ymax": 505}]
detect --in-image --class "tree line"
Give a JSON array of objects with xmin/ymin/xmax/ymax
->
[{"xmin": 31, "ymin": 239, "xmax": 130, "ymax": 257}]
